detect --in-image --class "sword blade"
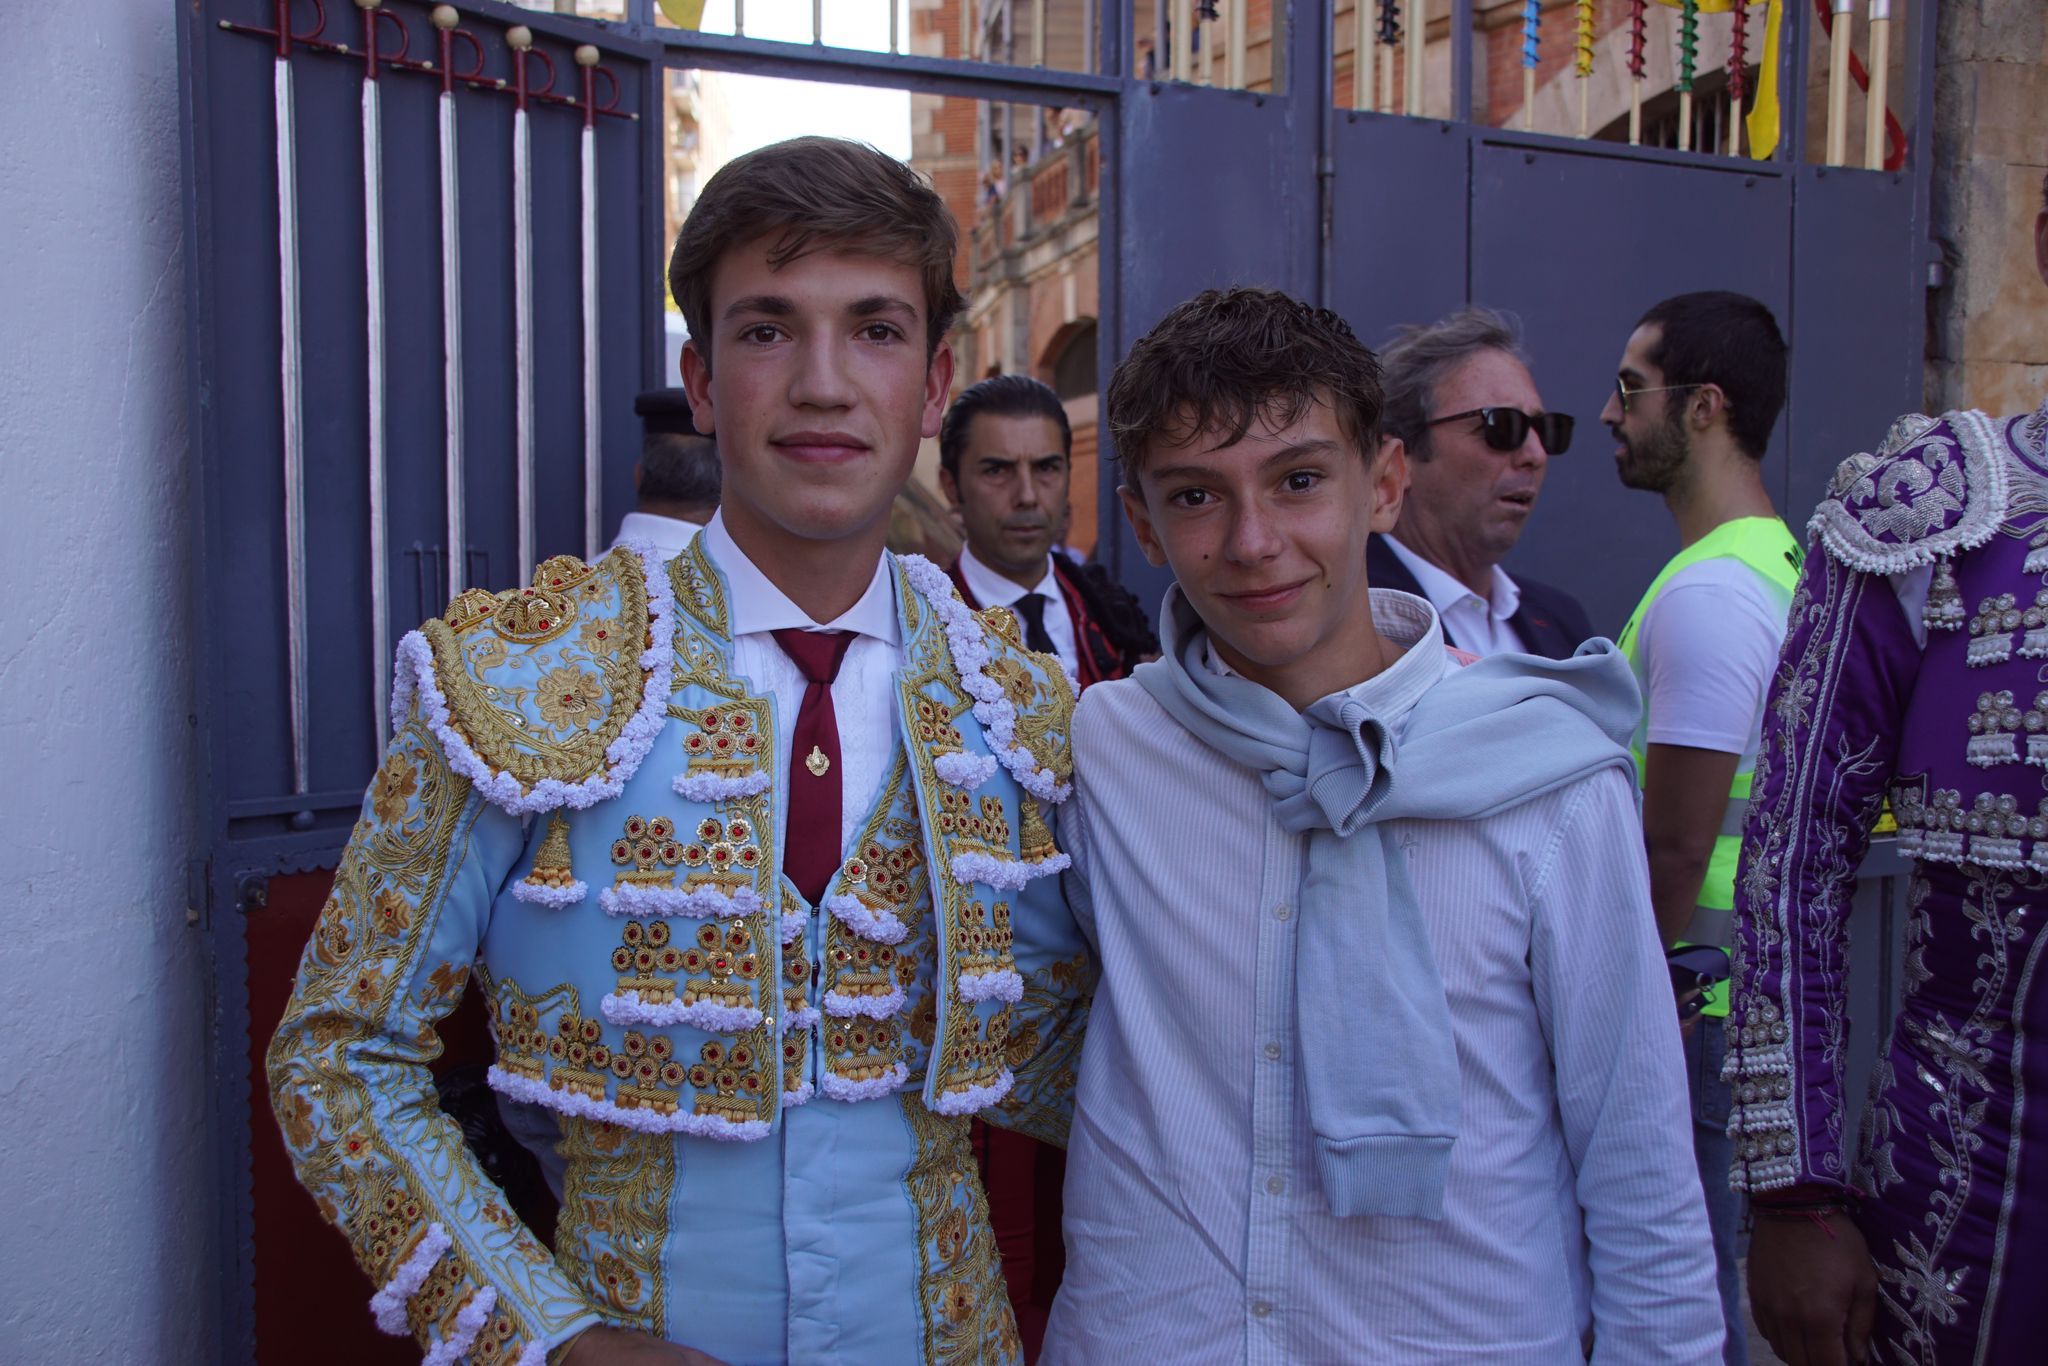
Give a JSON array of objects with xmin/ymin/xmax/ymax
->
[
  {"xmin": 364, "ymin": 78, "xmax": 392, "ymax": 753},
  {"xmin": 440, "ymin": 91, "xmax": 466, "ymax": 603},
  {"xmin": 514, "ymin": 108, "xmax": 535, "ymax": 582},
  {"xmin": 276, "ymin": 56, "xmax": 311, "ymax": 795},
  {"xmin": 581, "ymin": 123, "xmax": 600, "ymax": 563}
]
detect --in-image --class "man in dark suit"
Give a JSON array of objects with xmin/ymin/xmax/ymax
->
[
  {"xmin": 1375, "ymin": 307, "xmax": 1593, "ymax": 659},
  {"xmin": 940, "ymin": 375, "xmax": 1156, "ymax": 687},
  {"xmin": 937, "ymin": 373, "xmax": 1154, "ymax": 1361}
]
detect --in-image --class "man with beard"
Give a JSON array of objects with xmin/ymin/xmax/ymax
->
[{"xmin": 1599, "ymin": 289, "xmax": 1798, "ymax": 1366}]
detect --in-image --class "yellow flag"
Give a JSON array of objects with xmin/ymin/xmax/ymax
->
[
  {"xmin": 1743, "ymin": 0, "xmax": 1783, "ymax": 160},
  {"xmin": 658, "ymin": 0, "xmax": 707, "ymax": 29},
  {"xmin": 1650, "ymin": 0, "xmax": 1780, "ymax": 160}
]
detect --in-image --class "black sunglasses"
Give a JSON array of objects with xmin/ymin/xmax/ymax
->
[{"xmin": 1424, "ymin": 406, "xmax": 1574, "ymax": 455}]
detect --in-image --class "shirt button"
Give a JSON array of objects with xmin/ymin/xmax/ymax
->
[
  {"xmin": 1250, "ymin": 1301, "xmax": 1273, "ymax": 1319},
  {"xmin": 1266, "ymin": 1175, "xmax": 1286, "ymax": 1196},
  {"xmin": 1273, "ymin": 903, "xmax": 1291, "ymax": 921},
  {"xmin": 1262, "ymin": 1042, "xmax": 1282, "ymax": 1061}
]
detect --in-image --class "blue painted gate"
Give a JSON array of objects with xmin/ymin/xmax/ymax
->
[{"xmin": 179, "ymin": 1, "xmax": 1937, "ymax": 1357}]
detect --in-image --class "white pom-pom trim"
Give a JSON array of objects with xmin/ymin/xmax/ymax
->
[
  {"xmin": 819, "ymin": 1062, "xmax": 910, "ymax": 1102},
  {"xmin": 823, "ymin": 987, "xmax": 907, "ymax": 1020},
  {"xmin": 512, "ymin": 1342, "xmax": 549, "ymax": 1366},
  {"xmin": 601, "ymin": 991, "xmax": 763, "ymax": 1033},
  {"xmin": 898, "ymin": 555, "xmax": 1072, "ymax": 804},
  {"xmin": 421, "ymin": 1285, "xmax": 497, "ymax": 1366},
  {"xmin": 672, "ymin": 770, "xmax": 773, "ymax": 802},
  {"xmin": 779, "ymin": 911, "xmax": 808, "ymax": 944},
  {"xmin": 509, "ymin": 879, "xmax": 587, "ymax": 909},
  {"xmin": 950, "ymin": 849, "xmax": 1071, "ymax": 891},
  {"xmin": 367, "ymin": 1223, "xmax": 450, "ymax": 1334},
  {"xmin": 928, "ymin": 1067, "xmax": 1016, "ymax": 1115},
  {"xmin": 782, "ymin": 1006, "xmax": 821, "ymax": 1031},
  {"xmin": 933, "ymin": 750, "xmax": 999, "ymax": 789},
  {"xmin": 959, "ymin": 969, "xmax": 1024, "ymax": 1004},
  {"xmin": 823, "ymin": 893, "xmax": 909, "ymax": 945},
  {"xmin": 486, "ymin": 1066, "xmax": 770, "ymax": 1141},
  {"xmin": 390, "ymin": 542, "xmax": 678, "ymax": 816},
  {"xmin": 782, "ymin": 1081, "xmax": 815, "ymax": 1107},
  {"xmin": 598, "ymin": 881, "xmax": 764, "ymax": 919}
]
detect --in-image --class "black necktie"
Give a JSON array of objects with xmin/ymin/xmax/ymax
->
[{"xmin": 1014, "ymin": 592, "xmax": 1058, "ymax": 656}]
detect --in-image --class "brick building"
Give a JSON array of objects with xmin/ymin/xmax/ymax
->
[{"xmin": 911, "ymin": 0, "xmax": 2043, "ymax": 558}]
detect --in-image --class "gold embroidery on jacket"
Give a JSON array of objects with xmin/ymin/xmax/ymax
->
[
  {"xmin": 902, "ymin": 1096, "xmax": 1022, "ymax": 1364},
  {"xmin": 421, "ymin": 548, "xmax": 649, "ymax": 789},
  {"xmin": 267, "ymin": 714, "xmax": 589, "ymax": 1354},
  {"xmin": 554, "ymin": 1115, "xmax": 677, "ymax": 1335}
]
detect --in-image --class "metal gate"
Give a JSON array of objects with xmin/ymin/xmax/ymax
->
[{"xmin": 180, "ymin": 1, "xmax": 1938, "ymax": 1357}]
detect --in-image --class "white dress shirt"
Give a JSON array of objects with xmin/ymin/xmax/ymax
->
[
  {"xmin": 1383, "ymin": 534, "xmax": 1527, "ymax": 657},
  {"xmin": 612, "ymin": 509, "xmax": 704, "ymax": 562},
  {"xmin": 956, "ymin": 544, "xmax": 1080, "ymax": 679},
  {"xmin": 1046, "ymin": 589, "xmax": 1722, "ymax": 1365},
  {"xmin": 700, "ymin": 512, "xmax": 902, "ymax": 861}
]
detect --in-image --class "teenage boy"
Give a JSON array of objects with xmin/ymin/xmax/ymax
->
[
  {"xmin": 1042, "ymin": 288, "xmax": 1721, "ymax": 1363},
  {"xmin": 268, "ymin": 137, "xmax": 1089, "ymax": 1366}
]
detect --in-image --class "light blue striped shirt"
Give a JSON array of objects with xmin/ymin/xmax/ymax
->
[{"xmin": 1045, "ymin": 590, "xmax": 1722, "ymax": 1364}]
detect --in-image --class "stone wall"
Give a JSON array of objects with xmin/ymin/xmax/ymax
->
[{"xmin": 1928, "ymin": 1, "xmax": 2048, "ymax": 416}]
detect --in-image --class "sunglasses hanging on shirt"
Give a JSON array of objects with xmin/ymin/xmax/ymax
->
[{"xmin": 1424, "ymin": 406, "xmax": 1575, "ymax": 455}]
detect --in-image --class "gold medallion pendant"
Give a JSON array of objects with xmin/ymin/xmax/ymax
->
[{"xmin": 805, "ymin": 745, "xmax": 831, "ymax": 777}]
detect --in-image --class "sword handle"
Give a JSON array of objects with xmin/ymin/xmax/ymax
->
[
  {"xmin": 356, "ymin": 1, "xmax": 410, "ymax": 76},
  {"xmin": 576, "ymin": 46, "xmax": 623, "ymax": 124},
  {"xmin": 432, "ymin": 7, "xmax": 488, "ymax": 89}
]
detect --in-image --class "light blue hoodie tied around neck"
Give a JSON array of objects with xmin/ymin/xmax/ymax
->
[{"xmin": 1133, "ymin": 585, "xmax": 1642, "ymax": 1220}]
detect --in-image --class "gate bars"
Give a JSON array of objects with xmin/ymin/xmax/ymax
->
[{"xmin": 218, "ymin": 0, "xmax": 632, "ymax": 759}]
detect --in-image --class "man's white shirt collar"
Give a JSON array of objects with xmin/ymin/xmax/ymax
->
[
  {"xmin": 957, "ymin": 543, "xmax": 1058, "ymax": 608},
  {"xmin": 612, "ymin": 510, "xmax": 704, "ymax": 560},
  {"xmin": 701, "ymin": 509, "xmax": 899, "ymax": 644},
  {"xmin": 1382, "ymin": 534, "xmax": 1522, "ymax": 627}
]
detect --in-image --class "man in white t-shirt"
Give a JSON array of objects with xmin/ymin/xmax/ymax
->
[{"xmin": 1602, "ymin": 290, "xmax": 1800, "ymax": 1366}]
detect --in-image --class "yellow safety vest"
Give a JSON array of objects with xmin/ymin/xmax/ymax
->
[{"xmin": 1618, "ymin": 516, "xmax": 1801, "ymax": 1016}]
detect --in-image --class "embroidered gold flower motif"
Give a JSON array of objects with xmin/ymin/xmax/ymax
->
[
  {"xmin": 987, "ymin": 655, "xmax": 1037, "ymax": 710},
  {"xmin": 370, "ymin": 752, "xmax": 418, "ymax": 825},
  {"xmin": 937, "ymin": 1282, "xmax": 976, "ymax": 1324},
  {"xmin": 934, "ymin": 1206, "xmax": 968, "ymax": 1264},
  {"xmin": 372, "ymin": 889, "xmax": 411, "ymax": 939},
  {"xmin": 578, "ymin": 617, "xmax": 622, "ymax": 657},
  {"xmin": 279, "ymin": 1092, "xmax": 318, "ymax": 1150},
  {"xmin": 908, "ymin": 993, "xmax": 939, "ymax": 1048},
  {"xmin": 312, "ymin": 907, "xmax": 354, "ymax": 967},
  {"xmin": 1003, "ymin": 1019, "xmax": 1041, "ymax": 1069},
  {"xmin": 423, "ymin": 961, "xmax": 468, "ymax": 1004},
  {"xmin": 595, "ymin": 1252, "xmax": 644, "ymax": 1311},
  {"xmin": 537, "ymin": 666, "xmax": 606, "ymax": 731},
  {"xmin": 347, "ymin": 966, "xmax": 388, "ymax": 1012}
]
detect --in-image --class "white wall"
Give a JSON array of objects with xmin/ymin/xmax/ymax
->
[{"xmin": 0, "ymin": 1, "xmax": 214, "ymax": 1360}]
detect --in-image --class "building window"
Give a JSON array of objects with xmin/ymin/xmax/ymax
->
[{"xmin": 1050, "ymin": 321, "xmax": 1098, "ymax": 400}]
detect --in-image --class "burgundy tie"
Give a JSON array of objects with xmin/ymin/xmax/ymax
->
[{"xmin": 773, "ymin": 628, "xmax": 855, "ymax": 904}]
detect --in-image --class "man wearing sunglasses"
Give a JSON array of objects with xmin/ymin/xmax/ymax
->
[
  {"xmin": 1375, "ymin": 308, "xmax": 1593, "ymax": 659},
  {"xmin": 1601, "ymin": 289, "xmax": 1797, "ymax": 1366}
]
